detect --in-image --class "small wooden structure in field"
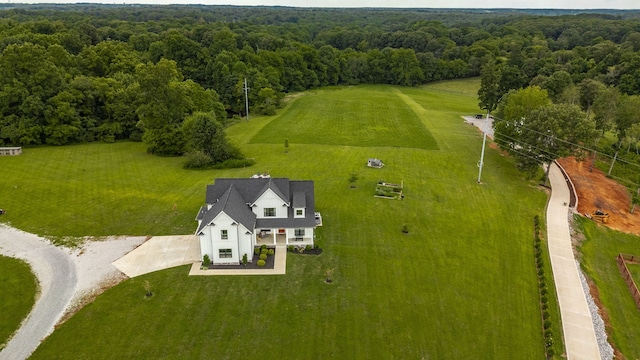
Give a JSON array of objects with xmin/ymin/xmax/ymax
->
[{"xmin": 374, "ymin": 180, "xmax": 404, "ymax": 200}]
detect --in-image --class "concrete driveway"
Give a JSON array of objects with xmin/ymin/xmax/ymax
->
[{"xmin": 112, "ymin": 235, "xmax": 200, "ymax": 277}]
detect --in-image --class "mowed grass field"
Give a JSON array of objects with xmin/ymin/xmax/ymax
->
[
  {"xmin": 251, "ymin": 86, "xmax": 438, "ymax": 150},
  {"xmin": 578, "ymin": 217, "xmax": 640, "ymax": 358},
  {"xmin": 4, "ymin": 81, "xmax": 553, "ymax": 358},
  {"xmin": 0, "ymin": 256, "xmax": 37, "ymax": 350}
]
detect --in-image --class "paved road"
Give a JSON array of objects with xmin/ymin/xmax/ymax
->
[
  {"xmin": 547, "ymin": 163, "xmax": 601, "ymax": 360},
  {"xmin": 0, "ymin": 225, "xmax": 77, "ymax": 360}
]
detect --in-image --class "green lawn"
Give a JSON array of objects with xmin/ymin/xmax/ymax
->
[
  {"xmin": 628, "ymin": 263, "xmax": 640, "ymax": 286},
  {"xmin": 250, "ymin": 85, "xmax": 438, "ymax": 150},
  {"xmin": 4, "ymin": 82, "xmax": 556, "ymax": 359},
  {"xmin": 0, "ymin": 142, "xmax": 256, "ymax": 242},
  {"xmin": 0, "ymin": 256, "xmax": 37, "ymax": 350},
  {"xmin": 578, "ymin": 217, "xmax": 640, "ymax": 358}
]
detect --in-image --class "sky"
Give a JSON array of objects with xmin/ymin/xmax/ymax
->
[{"xmin": 15, "ymin": 0, "xmax": 640, "ymax": 9}]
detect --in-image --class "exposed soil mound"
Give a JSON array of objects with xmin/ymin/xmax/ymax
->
[{"xmin": 558, "ymin": 156, "xmax": 640, "ymax": 236}]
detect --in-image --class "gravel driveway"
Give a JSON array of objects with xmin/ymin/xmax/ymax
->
[{"xmin": 0, "ymin": 225, "xmax": 145, "ymax": 360}]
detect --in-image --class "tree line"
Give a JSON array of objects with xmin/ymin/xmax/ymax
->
[{"xmin": 2, "ymin": 5, "xmax": 640, "ymax": 162}]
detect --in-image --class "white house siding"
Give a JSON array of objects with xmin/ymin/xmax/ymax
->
[
  {"xmin": 208, "ymin": 212, "xmax": 241, "ymax": 264},
  {"xmin": 199, "ymin": 226, "xmax": 213, "ymax": 261},
  {"xmin": 253, "ymin": 189, "xmax": 288, "ymax": 219},
  {"xmin": 287, "ymin": 227, "xmax": 315, "ymax": 246},
  {"xmin": 237, "ymin": 225, "xmax": 255, "ymax": 263}
]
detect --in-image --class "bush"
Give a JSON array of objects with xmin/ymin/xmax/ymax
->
[
  {"xmin": 183, "ymin": 150, "xmax": 213, "ymax": 169},
  {"xmin": 545, "ymin": 335, "xmax": 554, "ymax": 347},
  {"xmin": 288, "ymin": 245, "xmax": 295, "ymax": 252},
  {"xmin": 261, "ymin": 248, "xmax": 269, "ymax": 255},
  {"xmin": 541, "ymin": 295, "xmax": 548, "ymax": 304},
  {"xmin": 261, "ymin": 244, "xmax": 267, "ymax": 250},
  {"xmin": 305, "ymin": 244, "xmax": 313, "ymax": 251},
  {"xmin": 212, "ymin": 158, "xmax": 256, "ymax": 169},
  {"xmin": 242, "ymin": 253, "xmax": 248, "ymax": 266},
  {"xmin": 259, "ymin": 253, "xmax": 268, "ymax": 260},
  {"xmin": 268, "ymin": 248, "xmax": 275, "ymax": 255},
  {"xmin": 543, "ymin": 319, "xmax": 551, "ymax": 329},
  {"xmin": 254, "ymin": 248, "xmax": 261, "ymax": 255},
  {"xmin": 202, "ymin": 254, "xmax": 211, "ymax": 267},
  {"xmin": 129, "ymin": 129, "xmax": 143, "ymax": 142},
  {"xmin": 257, "ymin": 259, "xmax": 266, "ymax": 267}
]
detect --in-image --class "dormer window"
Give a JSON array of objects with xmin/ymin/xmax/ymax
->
[{"xmin": 295, "ymin": 208, "xmax": 305, "ymax": 218}]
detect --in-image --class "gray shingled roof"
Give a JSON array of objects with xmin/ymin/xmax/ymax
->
[
  {"xmin": 205, "ymin": 178, "xmax": 291, "ymax": 206},
  {"xmin": 292, "ymin": 191, "xmax": 306, "ymax": 208},
  {"xmin": 199, "ymin": 178, "xmax": 315, "ymax": 232},
  {"xmin": 195, "ymin": 184, "xmax": 257, "ymax": 235}
]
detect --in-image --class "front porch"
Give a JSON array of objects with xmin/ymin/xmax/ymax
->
[{"xmin": 256, "ymin": 229, "xmax": 313, "ymax": 246}]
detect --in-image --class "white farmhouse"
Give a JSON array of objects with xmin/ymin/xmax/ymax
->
[{"xmin": 195, "ymin": 178, "xmax": 316, "ymax": 265}]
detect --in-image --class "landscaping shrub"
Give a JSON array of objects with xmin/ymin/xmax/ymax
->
[
  {"xmin": 543, "ymin": 320, "xmax": 551, "ymax": 329},
  {"xmin": 242, "ymin": 254, "xmax": 248, "ymax": 266},
  {"xmin": 257, "ymin": 259, "xmax": 266, "ymax": 267},
  {"xmin": 259, "ymin": 253, "xmax": 267, "ymax": 260},
  {"xmin": 305, "ymin": 245, "xmax": 312, "ymax": 251},
  {"xmin": 184, "ymin": 150, "xmax": 213, "ymax": 169},
  {"xmin": 261, "ymin": 244, "xmax": 267, "ymax": 250},
  {"xmin": 268, "ymin": 248, "xmax": 275, "ymax": 255},
  {"xmin": 545, "ymin": 335, "xmax": 554, "ymax": 347},
  {"xmin": 202, "ymin": 254, "xmax": 211, "ymax": 267},
  {"xmin": 540, "ymin": 288, "xmax": 547, "ymax": 296},
  {"xmin": 288, "ymin": 245, "xmax": 295, "ymax": 252},
  {"xmin": 547, "ymin": 348, "xmax": 555, "ymax": 357},
  {"xmin": 261, "ymin": 248, "xmax": 268, "ymax": 255},
  {"xmin": 254, "ymin": 248, "xmax": 260, "ymax": 255},
  {"xmin": 212, "ymin": 158, "xmax": 256, "ymax": 169}
]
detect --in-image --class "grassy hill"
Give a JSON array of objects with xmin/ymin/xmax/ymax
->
[{"xmin": 2, "ymin": 80, "xmax": 556, "ymax": 359}]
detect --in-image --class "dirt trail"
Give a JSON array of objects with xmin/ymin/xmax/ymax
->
[{"xmin": 557, "ymin": 156, "xmax": 640, "ymax": 235}]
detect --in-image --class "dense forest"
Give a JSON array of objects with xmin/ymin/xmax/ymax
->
[{"xmin": 1, "ymin": 5, "xmax": 640, "ymax": 158}]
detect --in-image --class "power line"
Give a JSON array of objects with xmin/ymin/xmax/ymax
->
[{"xmin": 489, "ymin": 117, "xmax": 640, "ymax": 191}]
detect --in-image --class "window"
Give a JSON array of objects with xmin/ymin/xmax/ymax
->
[
  {"xmin": 295, "ymin": 209, "xmax": 303, "ymax": 216},
  {"xmin": 221, "ymin": 229, "xmax": 228, "ymax": 240},
  {"xmin": 219, "ymin": 249, "xmax": 232, "ymax": 258},
  {"xmin": 264, "ymin": 208, "xmax": 276, "ymax": 217},
  {"xmin": 294, "ymin": 229, "xmax": 305, "ymax": 237}
]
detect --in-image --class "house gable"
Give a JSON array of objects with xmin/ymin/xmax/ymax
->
[{"xmin": 253, "ymin": 188, "xmax": 289, "ymax": 219}]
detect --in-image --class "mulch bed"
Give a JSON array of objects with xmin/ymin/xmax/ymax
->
[
  {"xmin": 207, "ymin": 251, "xmax": 275, "ymax": 270},
  {"xmin": 287, "ymin": 247, "xmax": 323, "ymax": 255}
]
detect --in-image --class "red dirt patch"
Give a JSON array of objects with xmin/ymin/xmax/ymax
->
[{"xmin": 557, "ymin": 156, "xmax": 640, "ymax": 235}]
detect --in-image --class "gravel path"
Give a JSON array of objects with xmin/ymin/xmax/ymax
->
[
  {"xmin": 577, "ymin": 260, "xmax": 615, "ymax": 360},
  {"xmin": 0, "ymin": 224, "xmax": 145, "ymax": 360}
]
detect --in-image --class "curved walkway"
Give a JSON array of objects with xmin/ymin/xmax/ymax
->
[
  {"xmin": 547, "ymin": 163, "xmax": 601, "ymax": 359},
  {"xmin": 0, "ymin": 225, "xmax": 77, "ymax": 360}
]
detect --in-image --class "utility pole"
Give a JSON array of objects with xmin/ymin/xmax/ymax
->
[
  {"xmin": 477, "ymin": 111, "xmax": 490, "ymax": 183},
  {"xmin": 243, "ymin": 77, "xmax": 250, "ymax": 121}
]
